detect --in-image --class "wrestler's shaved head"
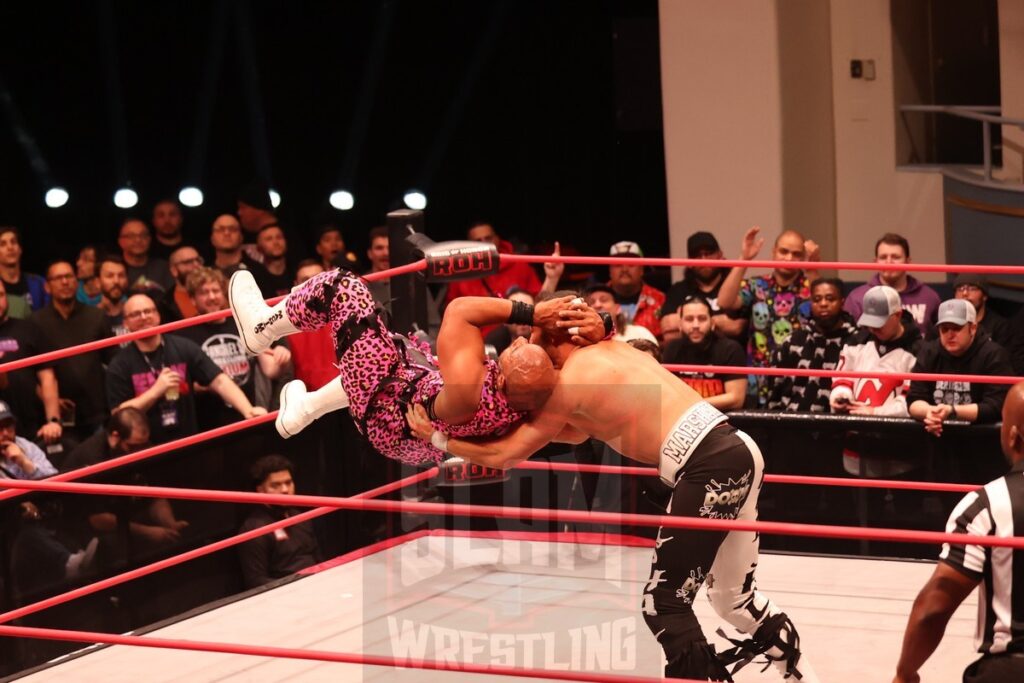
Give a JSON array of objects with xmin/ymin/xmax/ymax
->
[
  {"xmin": 1000, "ymin": 380, "xmax": 1024, "ymax": 465},
  {"xmin": 499, "ymin": 339, "xmax": 557, "ymax": 411}
]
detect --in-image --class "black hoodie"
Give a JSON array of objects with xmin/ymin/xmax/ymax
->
[{"xmin": 907, "ymin": 329, "xmax": 1014, "ymax": 423}]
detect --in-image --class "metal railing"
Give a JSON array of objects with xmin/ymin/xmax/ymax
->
[{"xmin": 899, "ymin": 104, "xmax": 1024, "ymax": 182}]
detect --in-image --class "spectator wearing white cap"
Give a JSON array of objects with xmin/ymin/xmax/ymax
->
[
  {"xmin": 831, "ymin": 285, "xmax": 924, "ymax": 477},
  {"xmin": 606, "ymin": 240, "xmax": 665, "ymax": 339},
  {"xmin": 908, "ymin": 299, "xmax": 1014, "ymax": 437}
]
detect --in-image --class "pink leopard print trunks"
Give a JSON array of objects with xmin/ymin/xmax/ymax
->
[{"xmin": 285, "ymin": 269, "xmax": 524, "ymax": 465}]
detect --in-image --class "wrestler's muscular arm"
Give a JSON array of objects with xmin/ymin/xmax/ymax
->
[{"xmin": 432, "ymin": 295, "xmax": 576, "ymax": 424}]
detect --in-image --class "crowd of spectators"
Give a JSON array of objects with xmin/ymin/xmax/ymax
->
[{"xmin": 2, "ymin": 195, "xmax": 1022, "ymax": 608}]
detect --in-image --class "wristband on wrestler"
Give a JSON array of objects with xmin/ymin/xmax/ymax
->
[
  {"xmin": 950, "ymin": 404, "xmax": 958, "ymax": 420},
  {"xmin": 431, "ymin": 430, "xmax": 450, "ymax": 452},
  {"xmin": 508, "ymin": 299, "xmax": 535, "ymax": 326},
  {"xmin": 598, "ymin": 311, "xmax": 615, "ymax": 340}
]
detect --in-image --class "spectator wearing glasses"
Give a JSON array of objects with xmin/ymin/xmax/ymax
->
[
  {"xmin": 118, "ymin": 218, "xmax": 174, "ymax": 295},
  {"xmin": 30, "ymin": 261, "xmax": 113, "ymax": 443},
  {"xmin": 160, "ymin": 246, "xmax": 205, "ymax": 321},
  {"xmin": 210, "ymin": 214, "xmax": 257, "ymax": 279},
  {"xmin": 0, "ymin": 226, "xmax": 49, "ymax": 318},
  {"xmin": 952, "ymin": 274, "xmax": 1010, "ymax": 349},
  {"xmin": 106, "ymin": 294, "xmax": 266, "ymax": 444}
]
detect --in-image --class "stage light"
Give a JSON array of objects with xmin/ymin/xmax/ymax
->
[
  {"xmin": 329, "ymin": 190, "xmax": 355, "ymax": 211},
  {"xmin": 403, "ymin": 190, "xmax": 427, "ymax": 210},
  {"xmin": 269, "ymin": 189, "xmax": 281, "ymax": 208},
  {"xmin": 45, "ymin": 187, "xmax": 69, "ymax": 208},
  {"xmin": 178, "ymin": 186, "xmax": 204, "ymax": 207},
  {"xmin": 114, "ymin": 187, "xmax": 138, "ymax": 209}
]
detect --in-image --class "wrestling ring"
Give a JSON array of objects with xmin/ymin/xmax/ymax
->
[{"xmin": 1, "ymin": 235, "xmax": 1023, "ymax": 682}]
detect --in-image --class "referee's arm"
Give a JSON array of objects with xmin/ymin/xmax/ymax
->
[{"xmin": 893, "ymin": 562, "xmax": 979, "ymax": 683}]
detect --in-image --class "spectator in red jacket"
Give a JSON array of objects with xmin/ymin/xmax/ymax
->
[
  {"xmin": 444, "ymin": 222, "xmax": 541, "ymax": 305},
  {"xmin": 607, "ymin": 241, "xmax": 665, "ymax": 339}
]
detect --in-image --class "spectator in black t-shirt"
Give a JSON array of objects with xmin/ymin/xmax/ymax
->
[
  {"xmin": 908, "ymin": 299, "xmax": 1014, "ymax": 437},
  {"xmin": 174, "ymin": 268, "xmax": 290, "ymax": 429},
  {"xmin": 118, "ymin": 218, "xmax": 174, "ymax": 295},
  {"xmin": 96, "ymin": 254, "xmax": 129, "ymax": 340},
  {"xmin": 149, "ymin": 199, "xmax": 186, "ymax": 262},
  {"xmin": 238, "ymin": 454, "xmax": 321, "ymax": 589},
  {"xmin": 253, "ymin": 225, "xmax": 292, "ymax": 298},
  {"xmin": 30, "ymin": 261, "xmax": 113, "ymax": 442},
  {"xmin": 0, "ymin": 280, "xmax": 63, "ymax": 441},
  {"xmin": 661, "ymin": 296, "xmax": 747, "ymax": 410},
  {"xmin": 661, "ymin": 231, "xmax": 746, "ymax": 344},
  {"xmin": 106, "ymin": 294, "xmax": 267, "ymax": 444},
  {"xmin": 60, "ymin": 407, "xmax": 188, "ymax": 558},
  {"xmin": 210, "ymin": 214, "xmax": 258, "ymax": 279}
]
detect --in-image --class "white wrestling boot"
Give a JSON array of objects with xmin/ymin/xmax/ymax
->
[
  {"xmin": 229, "ymin": 270, "xmax": 299, "ymax": 355},
  {"xmin": 276, "ymin": 377, "xmax": 350, "ymax": 438}
]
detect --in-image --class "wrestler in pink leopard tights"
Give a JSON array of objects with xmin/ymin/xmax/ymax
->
[{"xmin": 284, "ymin": 269, "xmax": 523, "ymax": 466}]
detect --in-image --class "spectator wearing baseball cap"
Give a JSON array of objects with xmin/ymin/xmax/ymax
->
[
  {"xmin": 830, "ymin": 285, "xmax": 924, "ymax": 477},
  {"xmin": 953, "ymin": 273, "xmax": 1011, "ymax": 349},
  {"xmin": 908, "ymin": 298, "xmax": 1014, "ymax": 436},
  {"xmin": 606, "ymin": 241, "xmax": 665, "ymax": 339},
  {"xmin": 0, "ymin": 400, "xmax": 57, "ymax": 480},
  {"xmin": 661, "ymin": 230, "xmax": 746, "ymax": 344},
  {"xmin": 582, "ymin": 283, "xmax": 658, "ymax": 345}
]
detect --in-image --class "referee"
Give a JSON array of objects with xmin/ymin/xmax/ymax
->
[{"xmin": 893, "ymin": 380, "xmax": 1024, "ymax": 682}]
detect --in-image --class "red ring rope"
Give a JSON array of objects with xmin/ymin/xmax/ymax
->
[
  {"xmin": 0, "ymin": 259, "xmax": 426, "ymax": 376},
  {"xmin": 0, "ymin": 412, "xmax": 278, "ymax": 503},
  {"xmin": 663, "ymin": 363, "xmax": 1023, "ymax": 386},
  {"xmin": 0, "ymin": 624, "xmax": 672, "ymax": 683},
  {"xmin": 514, "ymin": 461, "xmax": 977, "ymax": 494},
  {"xmin": 0, "ymin": 467, "xmax": 438, "ymax": 626},
  {"xmin": 3, "ymin": 478, "xmax": 1020, "ymax": 548},
  {"xmin": 502, "ymin": 252, "xmax": 1024, "ymax": 275}
]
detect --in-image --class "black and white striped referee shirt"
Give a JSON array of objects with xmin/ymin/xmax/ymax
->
[{"xmin": 940, "ymin": 460, "xmax": 1024, "ymax": 655}]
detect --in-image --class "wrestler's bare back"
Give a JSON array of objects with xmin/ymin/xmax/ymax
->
[{"xmin": 549, "ymin": 340, "xmax": 705, "ymax": 465}]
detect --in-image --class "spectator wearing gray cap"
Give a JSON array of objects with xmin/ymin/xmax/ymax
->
[
  {"xmin": 953, "ymin": 273, "xmax": 1011, "ymax": 349},
  {"xmin": 908, "ymin": 299, "xmax": 1014, "ymax": 437},
  {"xmin": 660, "ymin": 231, "xmax": 747, "ymax": 344}
]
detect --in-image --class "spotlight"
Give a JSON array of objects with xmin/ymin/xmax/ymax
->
[
  {"xmin": 178, "ymin": 186, "xmax": 204, "ymax": 207},
  {"xmin": 269, "ymin": 188, "xmax": 281, "ymax": 208},
  {"xmin": 329, "ymin": 190, "xmax": 355, "ymax": 211},
  {"xmin": 45, "ymin": 187, "xmax": 69, "ymax": 208},
  {"xmin": 113, "ymin": 187, "xmax": 139, "ymax": 209},
  {"xmin": 403, "ymin": 190, "xmax": 427, "ymax": 210}
]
